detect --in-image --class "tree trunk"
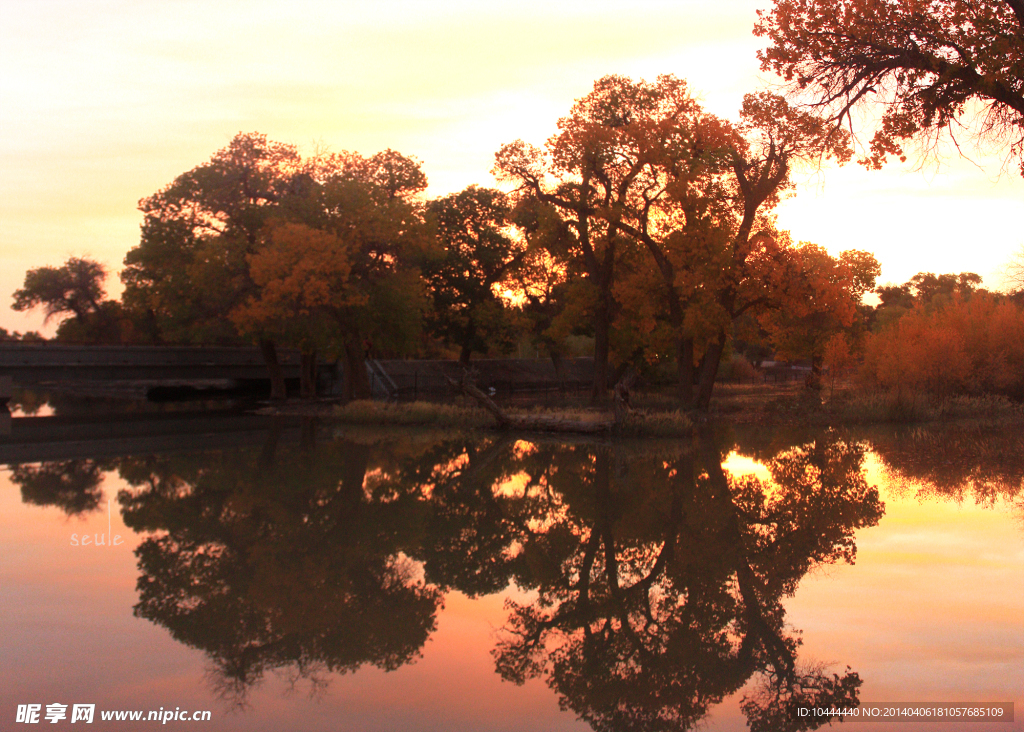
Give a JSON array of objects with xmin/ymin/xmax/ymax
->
[
  {"xmin": 550, "ymin": 351, "xmax": 566, "ymax": 391},
  {"xmin": 678, "ymin": 336, "xmax": 694, "ymax": 406},
  {"xmin": 694, "ymin": 331, "xmax": 727, "ymax": 411},
  {"xmin": 342, "ymin": 336, "xmax": 371, "ymax": 402},
  {"xmin": 459, "ymin": 344, "xmax": 472, "ymax": 366},
  {"xmin": 300, "ymin": 350, "xmax": 318, "ymax": 398},
  {"xmin": 592, "ymin": 299, "xmax": 610, "ymax": 400},
  {"xmin": 806, "ymin": 354, "xmax": 823, "ymax": 391},
  {"xmin": 259, "ymin": 338, "xmax": 287, "ymax": 400}
]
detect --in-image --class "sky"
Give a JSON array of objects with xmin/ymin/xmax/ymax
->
[{"xmin": 2, "ymin": 0, "xmax": 1023, "ymax": 336}]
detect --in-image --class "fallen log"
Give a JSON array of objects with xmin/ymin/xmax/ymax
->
[{"xmin": 447, "ymin": 372, "xmax": 616, "ymax": 434}]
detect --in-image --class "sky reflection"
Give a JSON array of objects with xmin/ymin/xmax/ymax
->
[{"xmin": 0, "ymin": 424, "xmax": 1020, "ymax": 730}]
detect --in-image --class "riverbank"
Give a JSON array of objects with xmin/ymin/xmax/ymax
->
[{"xmin": 252, "ymin": 380, "xmax": 1024, "ymax": 434}]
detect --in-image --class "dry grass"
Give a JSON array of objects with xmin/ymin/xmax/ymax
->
[
  {"xmin": 834, "ymin": 391, "xmax": 1024, "ymax": 424},
  {"xmin": 617, "ymin": 409, "xmax": 693, "ymax": 437},
  {"xmin": 333, "ymin": 400, "xmax": 492, "ymax": 427},
  {"xmin": 330, "ymin": 384, "xmax": 1022, "ymax": 433},
  {"xmin": 331, "ymin": 399, "xmax": 694, "ymax": 436}
]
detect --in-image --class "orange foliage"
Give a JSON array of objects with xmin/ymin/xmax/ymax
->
[
  {"xmin": 759, "ymin": 243, "xmax": 879, "ymax": 370},
  {"xmin": 230, "ymin": 222, "xmax": 360, "ymax": 348},
  {"xmin": 861, "ymin": 294, "xmax": 1024, "ymax": 398}
]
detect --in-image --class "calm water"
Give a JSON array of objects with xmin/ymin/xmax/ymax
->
[{"xmin": 1, "ymin": 413, "xmax": 1021, "ymax": 731}]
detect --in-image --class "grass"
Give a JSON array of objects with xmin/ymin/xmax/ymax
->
[
  {"xmin": 617, "ymin": 408, "xmax": 693, "ymax": 437},
  {"xmin": 833, "ymin": 391, "xmax": 1024, "ymax": 424},
  {"xmin": 333, "ymin": 400, "xmax": 493, "ymax": 428},
  {"xmin": 331, "ymin": 398, "xmax": 694, "ymax": 436},
  {"xmin": 325, "ymin": 382, "xmax": 1022, "ymax": 433}
]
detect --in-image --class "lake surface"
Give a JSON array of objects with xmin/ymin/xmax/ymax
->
[{"xmin": 1, "ymin": 410, "xmax": 1021, "ymax": 731}]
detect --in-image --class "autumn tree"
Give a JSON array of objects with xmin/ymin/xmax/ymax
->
[
  {"xmin": 862, "ymin": 291, "xmax": 1024, "ymax": 399},
  {"xmin": 12, "ymin": 256, "xmax": 123, "ymax": 343},
  {"xmin": 497, "ymin": 78, "xmax": 851, "ymax": 408},
  {"xmin": 123, "ymin": 134, "xmax": 427, "ymax": 400},
  {"xmin": 755, "ymin": 0, "xmax": 1024, "ymax": 174},
  {"xmin": 495, "ymin": 75, "xmax": 738, "ymax": 401},
  {"xmin": 524, "ymin": 75, "xmax": 737, "ymax": 403},
  {"xmin": 496, "ymin": 77, "xmax": 657, "ymax": 398},
  {"xmin": 759, "ymin": 243, "xmax": 880, "ymax": 386},
  {"xmin": 122, "ymin": 133, "xmax": 304, "ymax": 396},
  {"xmin": 231, "ymin": 149, "xmax": 429, "ymax": 401},
  {"xmin": 686, "ymin": 92, "xmax": 853, "ymax": 408},
  {"xmin": 422, "ymin": 186, "xmax": 524, "ymax": 364}
]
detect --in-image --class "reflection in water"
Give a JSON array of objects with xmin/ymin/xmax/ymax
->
[
  {"xmin": 872, "ymin": 427, "xmax": 1024, "ymax": 509},
  {"xmin": 9, "ymin": 425, "xmax": 890, "ymax": 729},
  {"xmin": 116, "ymin": 434, "xmax": 442, "ymax": 704},
  {"xmin": 10, "ymin": 459, "xmax": 108, "ymax": 515},
  {"xmin": 416, "ymin": 431, "xmax": 882, "ymax": 732}
]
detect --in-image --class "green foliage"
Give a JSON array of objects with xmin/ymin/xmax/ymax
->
[
  {"xmin": 12, "ymin": 256, "xmax": 124, "ymax": 343},
  {"xmin": 423, "ymin": 186, "xmax": 523, "ymax": 362},
  {"xmin": 122, "ymin": 132, "xmax": 303, "ymax": 345}
]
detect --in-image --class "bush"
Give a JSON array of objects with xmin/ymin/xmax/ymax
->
[{"xmin": 861, "ymin": 294, "xmax": 1024, "ymax": 399}]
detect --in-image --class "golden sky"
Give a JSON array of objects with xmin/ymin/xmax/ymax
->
[{"xmin": 3, "ymin": 0, "xmax": 1022, "ymax": 336}]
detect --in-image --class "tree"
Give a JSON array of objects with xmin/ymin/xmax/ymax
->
[
  {"xmin": 687, "ymin": 92, "xmax": 852, "ymax": 409},
  {"xmin": 755, "ymin": 0, "xmax": 1024, "ymax": 174},
  {"xmin": 231, "ymin": 148, "xmax": 429, "ymax": 401},
  {"xmin": 497, "ymin": 78, "xmax": 851, "ymax": 408},
  {"xmin": 496, "ymin": 76, "xmax": 663, "ymax": 398},
  {"xmin": 122, "ymin": 132, "xmax": 306, "ymax": 396},
  {"xmin": 423, "ymin": 186, "xmax": 524, "ymax": 364},
  {"xmin": 123, "ymin": 134, "xmax": 428, "ymax": 400},
  {"xmin": 759, "ymin": 244, "xmax": 880, "ymax": 386},
  {"xmin": 862, "ymin": 290, "xmax": 1024, "ymax": 399},
  {"xmin": 874, "ymin": 270, "xmax": 985, "ymax": 329},
  {"xmin": 12, "ymin": 256, "xmax": 122, "ymax": 342}
]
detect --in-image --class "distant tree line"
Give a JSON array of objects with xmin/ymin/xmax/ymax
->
[
  {"xmin": 9, "ymin": 77, "xmax": 887, "ymax": 408},
  {"xmin": 10, "ymin": 111, "xmax": 1024, "ymax": 406},
  {"xmin": 10, "ymin": 0, "xmax": 1024, "ymax": 408}
]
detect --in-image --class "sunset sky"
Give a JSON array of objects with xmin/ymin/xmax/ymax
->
[{"xmin": 3, "ymin": 0, "xmax": 1023, "ymax": 336}]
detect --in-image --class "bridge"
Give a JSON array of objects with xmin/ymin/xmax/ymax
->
[
  {"xmin": 0, "ymin": 344, "xmax": 303, "ymax": 386},
  {"xmin": 0, "ymin": 344, "xmax": 594, "ymax": 400}
]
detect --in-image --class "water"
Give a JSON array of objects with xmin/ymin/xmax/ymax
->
[{"xmin": 1, "ymin": 415, "xmax": 1021, "ymax": 731}]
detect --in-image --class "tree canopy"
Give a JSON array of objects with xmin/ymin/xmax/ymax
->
[
  {"xmin": 496, "ymin": 75, "xmax": 854, "ymax": 406},
  {"xmin": 12, "ymin": 256, "xmax": 122, "ymax": 343},
  {"xmin": 422, "ymin": 186, "xmax": 524, "ymax": 364},
  {"xmin": 755, "ymin": 0, "xmax": 1024, "ymax": 174},
  {"xmin": 121, "ymin": 133, "xmax": 429, "ymax": 400}
]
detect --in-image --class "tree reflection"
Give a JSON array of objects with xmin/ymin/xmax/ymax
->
[
  {"xmin": 10, "ymin": 459, "xmax": 107, "ymax": 515},
  {"xmin": 416, "ymin": 430, "xmax": 883, "ymax": 731},
  {"xmin": 115, "ymin": 430, "xmax": 441, "ymax": 703},
  {"xmin": 111, "ymin": 425, "xmax": 883, "ymax": 728},
  {"xmin": 871, "ymin": 427, "xmax": 1024, "ymax": 508}
]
